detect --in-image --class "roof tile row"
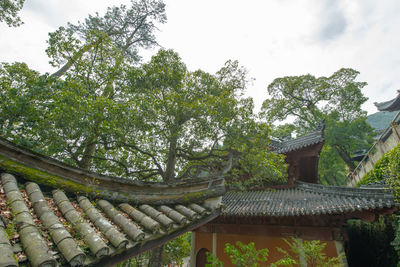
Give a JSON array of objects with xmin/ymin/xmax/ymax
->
[
  {"xmin": 270, "ymin": 127, "xmax": 324, "ymax": 154},
  {"xmin": 0, "ymin": 173, "xmax": 216, "ymax": 267},
  {"xmin": 222, "ymin": 181, "xmax": 396, "ymax": 217}
]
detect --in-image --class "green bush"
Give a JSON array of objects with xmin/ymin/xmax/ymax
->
[{"xmin": 356, "ymin": 143, "xmax": 400, "ymax": 187}]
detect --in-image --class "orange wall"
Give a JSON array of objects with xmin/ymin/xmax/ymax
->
[
  {"xmin": 195, "ymin": 232, "xmax": 338, "ymax": 267},
  {"xmin": 195, "ymin": 232, "xmax": 213, "ymax": 256}
]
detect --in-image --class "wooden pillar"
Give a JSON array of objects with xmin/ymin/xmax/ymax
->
[
  {"xmin": 190, "ymin": 231, "xmax": 196, "ymax": 266},
  {"xmin": 295, "ymin": 238, "xmax": 307, "ymax": 267},
  {"xmin": 333, "ymin": 228, "xmax": 349, "ymax": 267},
  {"xmin": 334, "ymin": 241, "xmax": 348, "ymax": 267},
  {"xmin": 212, "ymin": 232, "xmax": 217, "ymax": 255}
]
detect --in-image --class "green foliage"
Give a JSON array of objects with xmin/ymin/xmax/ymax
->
[
  {"xmin": 206, "ymin": 240, "xmax": 344, "ymax": 267},
  {"xmin": 261, "ymin": 68, "xmax": 375, "ymax": 185},
  {"xmin": 1, "ymin": 0, "xmax": 168, "ymax": 174},
  {"xmin": 163, "ymin": 232, "xmax": 191, "ymax": 266},
  {"xmin": 1, "ymin": 52, "xmax": 286, "ymax": 186},
  {"xmin": 356, "ymin": 143, "xmax": 400, "ymax": 188},
  {"xmin": 224, "ymin": 241, "xmax": 269, "ymax": 267},
  {"xmin": 385, "ymin": 145, "xmax": 400, "ymax": 200},
  {"xmin": 270, "ymin": 124, "xmax": 296, "ymax": 140},
  {"xmin": 274, "ymin": 238, "xmax": 344, "ymax": 267},
  {"xmin": 206, "ymin": 252, "xmax": 224, "ymax": 267},
  {"xmin": 0, "ymin": 0, "xmax": 24, "ymax": 27},
  {"xmin": 126, "ymin": 49, "xmax": 286, "ymax": 183},
  {"xmin": 347, "ymin": 216, "xmax": 398, "ymax": 267},
  {"xmin": 116, "ymin": 252, "xmax": 150, "ymax": 267},
  {"xmin": 319, "ymin": 113, "xmax": 374, "ymax": 185},
  {"xmin": 318, "ymin": 144, "xmax": 347, "ymax": 185}
]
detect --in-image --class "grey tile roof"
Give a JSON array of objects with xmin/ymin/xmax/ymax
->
[
  {"xmin": 222, "ymin": 181, "xmax": 396, "ymax": 217},
  {"xmin": 374, "ymin": 92, "xmax": 400, "ymax": 112},
  {"xmin": 271, "ymin": 128, "xmax": 324, "ymax": 154},
  {"xmin": 0, "ymin": 173, "xmax": 220, "ymax": 267}
]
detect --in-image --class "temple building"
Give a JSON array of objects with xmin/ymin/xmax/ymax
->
[
  {"xmin": 0, "ymin": 115, "xmax": 398, "ymax": 266},
  {"xmin": 191, "ymin": 124, "xmax": 397, "ymax": 266},
  {"xmin": 349, "ymin": 92, "xmax": 400, "ymax": 186}
]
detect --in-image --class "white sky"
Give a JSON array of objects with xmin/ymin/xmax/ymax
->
[{"xmin": 1, "ymin": 0, "xmax": 400, "ymax": 114}]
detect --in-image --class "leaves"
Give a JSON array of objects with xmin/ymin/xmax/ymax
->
[
  {"xmin": 163, "ymin": 232, "xmax": 191, "ymax": 266},
  {"xmin": 0, "ymin": 0, "xmax": 25, "ymax": 27},
  {"xmin": 261, "ymin": 68, "xmax": 374, "ymax": 185},
  {"xmin": 274, "ymin": 238, "xmax": 344, "ymax": 267},
  {"xmin": 224, "ymin": 241, "xmax": 269, "ymax": 267}
]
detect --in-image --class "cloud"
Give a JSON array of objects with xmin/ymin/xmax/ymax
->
[
  {"xmin": 314, "ymin": 0, "xmax": 348, "ymax": 42},
  {"xmin": 23, "ymin": 0, "xmax": 67, "ymax": 27}
]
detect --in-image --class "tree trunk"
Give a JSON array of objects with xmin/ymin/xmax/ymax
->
[
  {"xmin": 164, "ymin": 135, "xmax": 178, "ymax": 182},
  {"xmin": 78, "ymin": 140, "xmax": 96, "ymax": 170},
  {"xmin": 335, "ymin": 145, "xmax": 356, "ymax": 171},
  {"xmin": 148, "ymin": 244, "xmax": 164, "ymax": 267}
]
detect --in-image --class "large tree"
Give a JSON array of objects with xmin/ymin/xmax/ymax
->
[
  {"xmin": 262, "ymin": 68, "xmax": 375, "ymax": 185},
  {"xmin": 1, "ymin": 2, "xmax": 287, "ymax": 264},
  {"xmin": 125, "ymin": 48, "xmax": 286, "ymax": 266},
  {"xmin": 1, "ymin": 0, "xmax": 167, "ymax": 171}
]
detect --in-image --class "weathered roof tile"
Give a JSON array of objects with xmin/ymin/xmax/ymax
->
[
  {"xmin": 0, "ymin": 173, "xmax": 221, "ymax": 266},
  {"xmin": 273, "ymin": 128, "xmax": 324, "ymax": 154},
  {"xmin": 222, "ymin": 181, "xmax": 396, "ymax": 218},
  {"xmin": 374, "ymin": 92, "xmax": 400, "ymax": 111}
]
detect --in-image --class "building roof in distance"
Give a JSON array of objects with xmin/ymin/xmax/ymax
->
[
  {"xmin": 222, "ymin": 180, "xmax": 396, "ymax": 217},
  {"xmin": 270, "ymin": 123, "xmax": 324, "ymax": 154},
  {"xmin": 374, "ymin": 91, "xmax": 400, "ymax": 112}
]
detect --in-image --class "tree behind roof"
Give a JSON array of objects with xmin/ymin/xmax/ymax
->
[{"xmin": 262, "ymin": 68, "xmax": 375, "ymax": 185}]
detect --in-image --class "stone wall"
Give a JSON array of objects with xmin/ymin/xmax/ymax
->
[{"xmin": 349, "ymin": 114, "xmax": 400, "ymax": 186}]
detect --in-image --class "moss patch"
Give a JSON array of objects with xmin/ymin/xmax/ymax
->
[{"xmin": 0, "ymin": 154, "xmax": 94, "ymax": 194}]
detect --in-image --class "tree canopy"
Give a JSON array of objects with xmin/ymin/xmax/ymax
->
[
  {"xmin": 1, "ymin": 0, "xmax": 168, "ymax": 171},
  {"xmin": 0, "ymin": 0, "xmax": 25, "ymax": 27},
  {"xmin": 0, "ymin": 2, "xmax": 287, "ymax": 265},
  {"xmin": 262, "ymin": 68, "xmax": 375, "ymax": 185},
  {"xmin": 0, "ymin": 1, "xmax": 286, "ymax": 186}
]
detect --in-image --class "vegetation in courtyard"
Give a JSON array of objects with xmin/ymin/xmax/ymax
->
[
  {"xmin": 205, "ymin": 239, "xmax": 344, "ymax": 267},
  {"xmin": 347, "ymin": 215, "xmax": 398, "ymax": 267},
  {"xmin": 352, "ymin": 143, "xmax": 400, "ymax": 267},
  {"xmin": 116, "ymin": 232, "xmax": 191, "ymax": 267}
]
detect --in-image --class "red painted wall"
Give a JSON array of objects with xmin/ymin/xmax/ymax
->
[{"xmin": 195, "ymin": 231, "xmax": 339, "ymax": 267}]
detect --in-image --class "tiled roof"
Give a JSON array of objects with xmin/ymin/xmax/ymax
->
[
  {"xmin": 222, "ymin": 181, "xmax": 396, "ymax": 217},
  {"xmin": 0, "ymin": 172, "xmax": 221, "ymax": 267},
  {"xmin": 271, "ymin": 127, "xmax": 324, "ymax": 154},
  {"xmin": 0, "ymin": 136, "xmax": 225, "ymax": 205},
  {"xmin": 374, "ymin": 92, "xmax": 400, "ymax": 112}
]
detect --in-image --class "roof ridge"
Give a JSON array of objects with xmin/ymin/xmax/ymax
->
[
  {"xmin": 0, "ymin": 136, "xmax": 225, "ymax": 205},
  {"xmin": 295, "ymin": 180, "xmax": 394, "ymax": 199}
]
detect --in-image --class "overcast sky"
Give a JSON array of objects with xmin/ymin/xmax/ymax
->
[{"xmin": 1, "ymin": 0, "xmax": 400, "ymax": 114}]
